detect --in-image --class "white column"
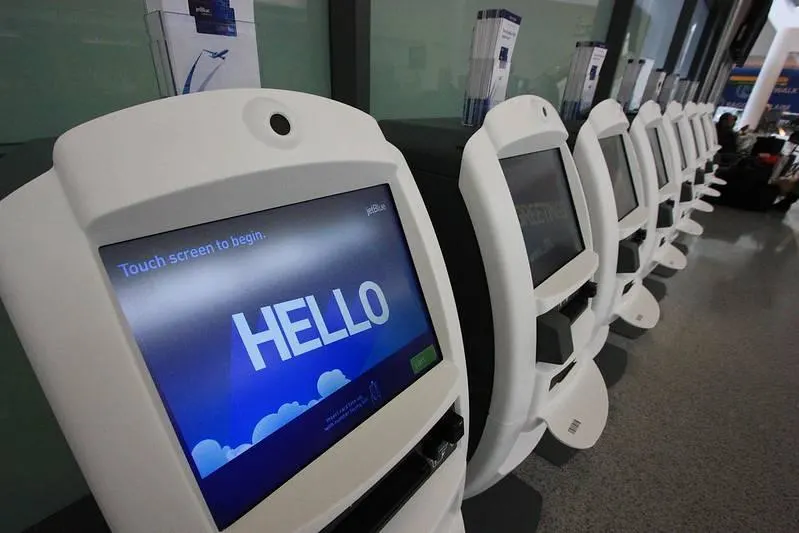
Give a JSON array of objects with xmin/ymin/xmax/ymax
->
[{"xmin": 740, "ymin": 26, "xmax": 799, "ymax": 128}]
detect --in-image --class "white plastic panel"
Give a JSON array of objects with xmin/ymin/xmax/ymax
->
[
  {"xmin": 539, "ymin": 359, "xmax": 608, "ymax": 449},
  {"xmin": 616, "ymin": 281, "xmax": 660, "ymax": 329}
]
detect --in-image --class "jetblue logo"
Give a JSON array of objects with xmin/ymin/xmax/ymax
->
[
  {"xmin": 233, "ymin": 281, "xmax": 389, "ymax": 371},
  {"xmin": 366, "ymin": 203, "xmax": 387, "ymax": 216}
]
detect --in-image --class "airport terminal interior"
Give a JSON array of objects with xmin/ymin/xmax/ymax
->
[{"xmin": 1, "ymin": 1, "xmax": 798, "ymax": 532}]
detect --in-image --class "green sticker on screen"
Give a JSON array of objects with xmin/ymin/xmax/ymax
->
[{"xmin": 411, "ymin": 345, "xmax": 438, "ymax": 375}]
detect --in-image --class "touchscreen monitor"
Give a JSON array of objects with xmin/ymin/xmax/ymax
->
[
  {"xmin": 647, "ymin": 127, "xmax": 670, "ymax": 189},
  {"xmin": 599, "ymin": 135, "xmax": 639, "ymax": 220},
  {"xmin": 500, "ymin": 148, "xmax": 585, "ymax": 286},
  {"xmin": 100, "ymin": 184, "xmax": 441, "ymax": 529}
]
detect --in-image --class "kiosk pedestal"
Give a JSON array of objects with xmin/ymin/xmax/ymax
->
[
  {"xmin": 676, "ymin": 217, "xmax": 704, "ymax": 236},
  {"xmin": 462, "ymin": 476, "xmax": 542, "ymax": 533}
]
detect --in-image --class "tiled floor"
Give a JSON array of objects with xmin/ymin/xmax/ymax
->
[{"xmin": 514, "ymin": 205, "xmax": 799, "ymax": 532}]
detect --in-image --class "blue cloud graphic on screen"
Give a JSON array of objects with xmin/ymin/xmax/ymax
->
[
  {"xmin": 191, "ymin": 368, "xmax": 351, "ymax": 478},
  {"xmin": 192, "ymin": 440, "xmax": 253, "ymax": 478},
  {"xmin": 317, "ymin": 369, "xmax": 351, "ymax": 397}
]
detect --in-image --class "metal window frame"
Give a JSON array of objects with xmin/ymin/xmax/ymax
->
[
  {"xmin": 663, "ymin": 0, "xmax": 701, "ymax": 74},
  {"xmin": 692, "ymin": 1, "xmax": 735, "ymax": 99},
  {"xmin": 592, "ymin": 0, "xmax": 635, "ymax": 105},
  {"xmin": 698, "ymin": 0, "xmax": 751, "ymax": 102},
  {"xmin": 328, "ymin": 0, "xmax": 371, "ymax": 112}
]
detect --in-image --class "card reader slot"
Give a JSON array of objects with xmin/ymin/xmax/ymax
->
[
  {"xmin": 622, "ymin": 280, "xmax": 634, "ymax": 295},
  {"xmin": 322, "ymin": 407, "xmax": 463, "ymax": 533},
  {"xmin": 549, "ymin": 360, "xmax": 577, "ymax": 390},
  {"xmin": 560, "ymin": 289, "xmax": 589, "ymax": 323}
]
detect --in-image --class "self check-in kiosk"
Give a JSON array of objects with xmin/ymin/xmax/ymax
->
[
  {"xmin": 629, "ymin": 100, "xmax": 688, "ymax": 274},
  {"xmin": 381, "ymin": 95, "xmax": 608, "ymax": 499},
  {"xmin": 701, "ymin": 103, "xmax": 723, "ymax": 161},
  {"xmin": 0, "ymin": 89, "xmax": 470, "ymax": 533},
  {"xmin": 684, "ymin": 102, "xmax": 722, "ymax": 201},
  {"xmin": 701, "ymin": 103, "xmax": 719, "ymax": 151},
  {"xmin": 570, "ymin": 99, "xmax": 660, "ymax": 338},
  {"xmin": 664, "ymin": 101, "xmax": 705, "ymax": 237},
  {"xmin": 699, "ymin": 103, "xmax": 727, "ymax": 187}
]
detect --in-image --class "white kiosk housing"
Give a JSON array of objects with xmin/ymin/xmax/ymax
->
[
  {"xmin": 664, "ymin": 101, "xmax": 706, "ymax": 236},
  {"xmin": 381, "ymin": 95, "xmax": 609, "ymax": 499},
  {"xmin": 701, "ymin": 103, "xmax": 722, "ymax": 157},
  {"xmin": 699, "ymin": 103, "xmax": 727, "ymax": 186},
  {"xmin": 629, "ymin": 100, "xmax": 688, "ymax": 274},
  {"xmin": 684, "ymin": 102, "xmax": 722, "ymax": 200},
  {"xmin": 571, "ymin": 100, "xmax": 660, "ymax": 338},
  {"xmin": 0, "ymin": 89, "xmax": 470, "ymax": 533}
]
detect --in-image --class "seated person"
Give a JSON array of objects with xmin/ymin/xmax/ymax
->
[
  {"xmin": 716, "ymin": 113, "xmax": 739, "ymax": 154},
  {"xmin": 715, "ymin": 113, "xmax": 742, "ymax": 168}
]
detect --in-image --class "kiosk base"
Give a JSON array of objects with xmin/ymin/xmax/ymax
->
[
  {"xmin": 652, "ymin": 264, "xmax": 678, "ymax": 278},
  {"xmin": 693, "ymin": 199, "xmax": 714, "ymax": 212},
  {"xmin": 709, "ymin": 176, "xmax": 727, "ymax": 186},
  {"xmin": 534, "ymin": 429, "xmax": 579, "ymax": 466},
  {"xmin": 676, "ymin": 217, "xmax": 703, "ymax": 236},
  {"xmin": 539, "ymin": 360, "xmax": 608, "ymax": 450},
  {"xmin": 462, "ymin": 475, "xmax": 542, "ymax": 533},
  {"xmin": 24, "ymin": 495, "xmax": 109, "ymax": 533},
  {"xmin": 594, "ymin": 342, "xmax": 628, "ymax": 388},
  {"xmin": 672, "ymin": 242, "xmax": 690, "ymax": 256},
  {"xmin": 611, "ymin": 283, "xmax": 660, "ymax": 338},
  {"xmin": 654, "ymin": 242, "xmax": 688, "ymax": 271},
  {"xmin": 642, "ymin": 276, "xmax": 668, "ymax": 302},
  {"xmin": 610, "ymin": 318, "xmax": 646, "ymax": 339},
  {"xmin": 700, "ymin": 186, "xmax": 721, "ymax": 198}
]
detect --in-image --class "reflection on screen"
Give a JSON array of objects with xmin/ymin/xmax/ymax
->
[
  {"xmin": 647, "ymin": 127, "xmax": 670, "ymax": 189},
  {"xmin": 99, "ymin": 185, "xmax": 441, "ymax": 529},
  {"xmin": 674, "ymin": 120, "xmax": 688, "ymax": 170},
  {"xmin": 500, "ymin": 148, "xmax": 585, "ymax": 286},
  {"xmin": 599, "ymin": 135, "xmax": 638, "ymax": 220}
]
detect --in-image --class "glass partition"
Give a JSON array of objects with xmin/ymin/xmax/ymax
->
[
  {"xmin": 371, "ymin": 0, "xmax": 613, "ymax": 120},
  {"xmin": 674, "ymin": 0, "xmax": 709, "ymax": 78},
  {"xmin": 611, "ymin": 0, "xmax": 684, "ymax": 97},
  {"xmin": 255, "ymin": 1, "xmax": 330, "ymax": 97},
  {"xmin": 0, "ymin": 1, "xmax": 159, "ymax": 144},
  {"xmin": 0, "ymin": 0, "xmax": 329, "ymax": 145}
]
